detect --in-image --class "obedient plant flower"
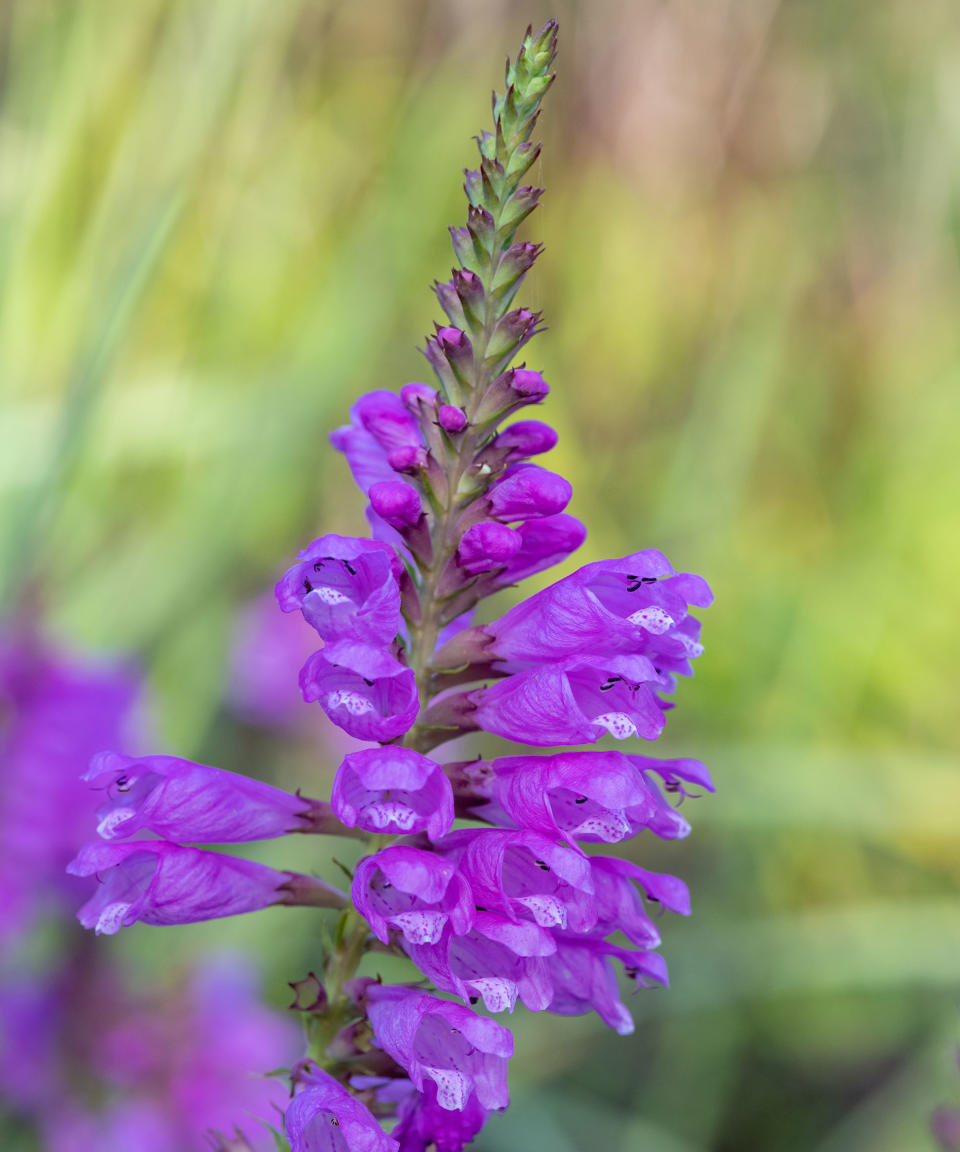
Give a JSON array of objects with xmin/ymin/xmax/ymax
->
[
  {"xmin": 73, "ymin": 21, "xmax": 713, "ymax": 1150},
  {"xmin": 84, "ymin": 751, "xmax": 347, "ymax": 842},
  {"xmin": 352, "ymin": 846, "xmax": 473, "ymax": 945},
  {"xmin": 332, "ymin": 748, "xmax": 454, "ymax": 838},
  {"xmin": 69, "ymin": 840, "xmax": 345, "ymax": 934},
  {"xmin": 364, "ymin": 985, "xmax": 513, "ymax": 1112},
  {"xmin": 391, "ymin": 1080, "xmax": 488, "ymax": 1152},
  {"xmin": 286, "ymin": 1069, "xmax": 399, "ymax": 1152}
]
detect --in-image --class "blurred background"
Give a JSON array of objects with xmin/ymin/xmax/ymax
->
[{"xmin": 1, "ymin": 0, "xmax": 958, "ymax": 1149}]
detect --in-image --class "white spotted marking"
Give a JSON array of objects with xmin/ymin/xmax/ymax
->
[
  {"xmin": 326, "ymin": 690, "xmax": 375, "ymax": 717},
  {"xmin": 626, "ymin": 606, "xmax": 674, "ymax": 634},
  {"xmin": 363, "ymin": 800, "xmax": 417, "ymax": 831},
  {"xmin": 591, "ymin": 712, "xmax": 639, "ymax": 740},
  {"xmin": 392, "ymin": 910, "xmax": 447, "ymax": 945},
  {"xmin": 310, "ymin": 585, "xmax": 351, "ymax": 606},
  {"xmin": 424, "ymin": 1066, "xmax": 470, "ymax": 1112},
  {"xmin": 573, "ymin": 810, "xmax": 631, "ymax": 842},
  {"xmin": 470, "ymin": 977, "xmax": 517, "ymax": 1013},
  {"xmin": 95, "ymin": 901, "xmax": 132, "ymax": 935},
  {"xmin": 516, "ymin": 893, "xmax": 567, "ymax": 929},
  {"xmin": 96, "ymin": 807, "xmax": 136, "ymax": 839}
]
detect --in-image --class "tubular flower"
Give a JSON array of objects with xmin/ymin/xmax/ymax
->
[
  {"xmin": 83, "ymin": 751, "xmax": 326, "ymax": 843},
  {"xmin": 332, "ymin": 748, "xmax": 454, "ymax": 839},
  {"xmin": 71, "ymin": 22, "xmax": 712, "ymax": 1150},
  {"xmin": 69, "ymin": 841, "xmax": 345, "ymax": 934}
]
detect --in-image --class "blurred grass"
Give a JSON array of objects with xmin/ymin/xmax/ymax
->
[{"xmin": 1, "ymin": 1, "xmax": 959, "ymax": 1149}]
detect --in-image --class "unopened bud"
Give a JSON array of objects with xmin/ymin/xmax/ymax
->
[
  {"xmin": 369, "ymin": 480, "xmax": 423, "ymax": 529},
  {"xmin": 438, "ymin": 404, "xmax": 467, "ymax": 434}
]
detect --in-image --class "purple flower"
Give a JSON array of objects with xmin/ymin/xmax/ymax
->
[
  {"xmin": 365, "ymin": 985, "xmax": 512, "ymax": 1112},
  {"xmin": 369, "ymin": 481, "xmax": 424, "ymax": 530},
  {"xmin": 474, "ymin": 366, "xmax": 550, "ymax": 422},
  {"xmin": 486, "ymin": 419, "xmax": 557, "ymax": 463},
  {"xmin": 590, "ymin": 856, "xmax": 690, "ymax": 948},
  {"xmin": 83, "ymin": 751, "xmax": 315, "ymax": 843},
  {"xmin": 68, "ymin": 841, "xmax": 321, "ymax": 934},
  {"xmin": 276, "ymin": 535, "xmax": 402, "ymax": 649},
  {"xmin": 633, "ymin": 754, "xmax": 716, "ymax": 798},
  {"xmin": 330, "ymin": 391, "xmax": 424, "ymax": 493},
  {"xmin": 437, "ymin": 405, "xmax": 467, "ymax": 434},
  {"xmin": 482, "ymin": 750, "xmax": 662, "ymax": 847},
  {"xmin": 300, "ymin": 645, "xmax": 418, "ymax": 742},
  {"xmin": 286, "ymin": 1069, "xmax": 397, "ymax": 1152},
  {"xmin": 469, "ymin": 654, "xmax": 667, "ymax": 746},
  {"xmin": 0, "ymin": 633, "xmax": 141, "ymax": 944},
  {"xmin": 332, "ymin": 748, "xmax": 454, "ymax": 838},
  {"xmin": 352, "ymin": 847, "xmax": 473, "ymax": 946},
  {"xmin": 482, "ymin": 551, "xmax": 712, "ymax": 666},
  {"xmin": 438, "ymin": 829, "xmax": 595, "ymax": 933},
  {"xmin": 392, "ymin": 1079, "xmax": 489, "ymax": 1152},
  {"xmin": 406, "ymin": 912, "xmax": 555, "ymax": 1014},
  {"xmin": 487, "ymin": 464, "xmax": 571, "ymax": 521},
  {"xmin": 625, "ymin": 755, "xmax": 716, "ymax": 840},
  {"xmin": 456, "ymin": 522, "xmax": 521, "ymax": 575},
  {"xmin": 497, "ymin": 513, "xmax": 586, "ymax": 583},
  {"xmin": 544, "ymin": 936, "xmax": 668, "ymax": 1035}
]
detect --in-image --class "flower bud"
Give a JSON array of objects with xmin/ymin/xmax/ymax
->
[
  {"xmin": 401, "ymin": 382, "xmax": 437, "ymax": 412},
  {"xmin": 488, "ymin": 464, "xmax": 571, "ymax": 521},
  {"xmin": 457, "ymin": 522, "xmax": 522, "ymax": 574},
  {"xmin": 425, "ymin": 326, "xmax": 474, "ymax": 400},
  {"xmin": 387, "ymin": 444, "xmax": 426, "ymax": 473},
  {"xmin": 438, "ymin": 404, "xmax": 467, "ymax": 434},
  {"xmin": 369, "ymin": 480, "xmax": 423, "ymax": 529},
  {"xmin": 474, "ymin": 367, "xmax": 549, "ymax": 423},
  {"xmin": 490, "ymin": 419, "xmax": 557, "ymax": 461},
  {"xmin": 485, "ymin": 309, "xmax": 541, "ymax": 369}
]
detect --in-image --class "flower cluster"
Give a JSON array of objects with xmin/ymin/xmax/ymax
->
[
  {"xmin": 0, "ymin": 627, "xmax": 295, "ymax": 1151},
  {"xmin": 71, "ymin": 20, "xmax": 713, "ymax": 1151}
]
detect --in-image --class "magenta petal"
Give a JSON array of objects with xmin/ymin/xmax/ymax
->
[
  {"xmin": 352, "ymin": 847, "xmax": 473, "ymax": 945},
  {"xmin": 471, "ymin": 655, "xmax": 665, "ymax": 747},
  {"xmin": 392, "ymin": 1080, "xmax": 489, "ymax": 1152},
  {"xmin": 300, "ymin": 646, "xmax": 419, "ymax": 742},
  {"xmin": 366, "ymin": 986, "xmax": 512, "ymax": 1113},
  {"xmin": 487, "ymin": 464, "xmax": 571, "ymax": 521},
  {"xmin": 68, "ymin": 841, "xmax": 284, "ymax": 934},
  {"xmin": 286, "ymin": 1068, "xmax": 398, "ymax": 1152},
  {"xmin": 332, "ymin": 748, "xmax": 453, "ymax": 839},
  {"xmin": 84, "ymin": 751, "xmax": 309, "ymax": 844},
  {"xmin": 498, "ymin": 514, "xmax": 586, "ymax": 584},
  {"xmin": 489, "ymin": 750, "xmax": 660, "ymax": 847},
  {"xmin": 276, "ymin": 534, "xmax": 402, "ymax": 652}
]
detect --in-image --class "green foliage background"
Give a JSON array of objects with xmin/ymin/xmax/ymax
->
[{"xmin": 1, "ymin": 1, "xmax": 958, "ymax": 1148}]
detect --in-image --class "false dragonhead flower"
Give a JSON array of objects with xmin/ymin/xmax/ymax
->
[{"xmin": 70, "ymin": 20, "xmax": 714, "ymax": 1152}]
